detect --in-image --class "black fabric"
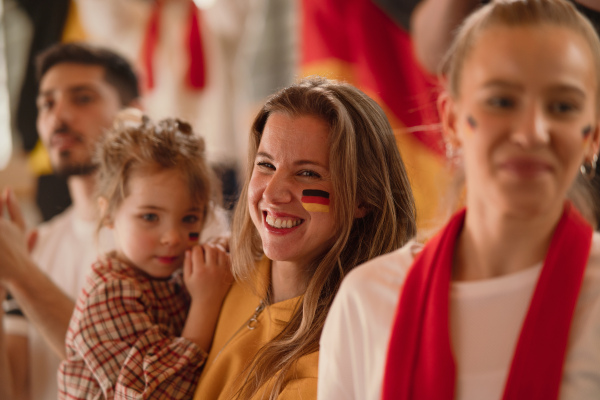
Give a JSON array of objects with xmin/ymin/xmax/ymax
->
[
  {"xmin": 15, "ymin": 0, "xmax": 70, "ymax": 152},
  {"xmin": 573, "ymin": 2, "xmax": 600, "ymax": 36},
  {"xmin": 372, "ymin": 0, "xmax": 421, "ymax": 31},
  {"xmin": 36, "ymin": 174, "xmax": 71, "ymax": 222},
  {"xmin": 3, "ymin": 293, "xmax": 24, "ymax": 317}
]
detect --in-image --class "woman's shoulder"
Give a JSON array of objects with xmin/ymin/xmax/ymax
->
[
  {"xmin": 587, "ymin": 232, "xmax": 600, "ymax": 271},
  {"xmin": 579, "ymin": 232, "xmax": 600, "ymax": 294},
  {"xmin": 329, "ymin": 240, "xmax": 422, "ymax": 328},
  {"xmin": 341, "ymin": 239, "xmax": 422, "ymax": 295}
]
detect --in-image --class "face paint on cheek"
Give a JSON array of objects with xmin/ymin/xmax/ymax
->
[
  {"xmin": 582, "ymin": 125, "xmax": 592, "ymax": 140},
  {"xmin": 301, "ymin": 189, "xmax": 330, "ymax": 213},
  {"xmin": 188, "ymin": 232, "xmax": 199, "ymax": 241},
  {"xmin": 465, "ymin": 115, "xmax": 477, "ymax": 136}
]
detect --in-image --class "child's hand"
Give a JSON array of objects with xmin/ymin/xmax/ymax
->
[
  {"xmin": 183, "ymin": 244, "xmax": 233, "ymax": 305},
  {"xmin": 181, "ymin": 245, "xmax": 233, "ymax": 351}
]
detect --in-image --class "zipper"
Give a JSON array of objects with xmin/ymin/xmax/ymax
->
[{"xmin": 209, "ymin": 301, "xmax": 266, "ymax": 365}]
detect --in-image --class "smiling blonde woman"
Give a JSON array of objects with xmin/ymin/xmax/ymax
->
[{"xmin": 192, "ymin": 77, "xmax": 417, "ymax": 400}]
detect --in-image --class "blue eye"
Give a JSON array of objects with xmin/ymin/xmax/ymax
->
[
  {"xmin": 548, "ymin": 101, "xmax": 578, "ymax": 114},
  {"xmin": 256, "ymin": 161, "xmax": 275, "ymax": 170},
  {"xmin": 299, "ymin": 170, "xmax": 321, "ymax": 178},
  {"xmin": 141, "ymin": 214, "xmax": 158, "ymax": 222},
  {"xmin": 183, "ymin": 215, "xmax": 199, "ymax": 224},
  {"xmin": 488, "ymin": 97, "xmax": 514, "ymax": 108}
]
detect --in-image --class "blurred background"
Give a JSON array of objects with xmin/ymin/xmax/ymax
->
[{"xmin": 0, "ymin": 0, "xmax": 451, "ymax": 231}]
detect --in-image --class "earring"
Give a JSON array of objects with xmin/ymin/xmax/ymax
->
[
  {"xmin": 445, "ymin": 142, "xmax": 462, "ymax": 164},
  {"xmin": 580, "ymin": 153, "xmax": 598, "ymax": 180}
]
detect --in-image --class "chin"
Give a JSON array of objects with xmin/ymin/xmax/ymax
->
[
  {"xmin": 500, "ymin": 195, "xmax": 562, "ymax": 220},
  {"xmin": 54, "ymin": 162, "xmax": 98, "ymax": 177}
]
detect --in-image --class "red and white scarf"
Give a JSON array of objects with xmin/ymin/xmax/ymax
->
[{"xmin": 382, "ymin": 202, "xmax": 592, "ymax": 400}]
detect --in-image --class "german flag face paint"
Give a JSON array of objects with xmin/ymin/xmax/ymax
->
[
  {"xmin": 582, "ymin": 125, "xmax": 592, "ymax": 139},
  {"xmin": 189, "ymin": 232, "xmax": 199, "ymax": 241},
  {"xmin": 301, "ymin": 189, "xmax": 330, "ymax": 213},
  {"xmin": 465, "ymin": 115, "xmax": 477, "ymax": 136}
]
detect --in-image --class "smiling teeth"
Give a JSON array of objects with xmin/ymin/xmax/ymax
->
[{"xmin": 266, "ymin": 215, "xmax": 302, "ymax": 228}]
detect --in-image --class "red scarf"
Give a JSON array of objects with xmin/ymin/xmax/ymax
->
[
  {"xmin": 382, "ymin": 203, "xmax": 592, "ymax": 400},
  {"xmin": 140, "ymin": 0, "xmax": 206, "ymax": 91}
]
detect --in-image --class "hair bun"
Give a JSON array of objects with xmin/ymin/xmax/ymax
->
[{"xmin": 113, "ymin": 108, "xmax": 148, "ymax": 129}]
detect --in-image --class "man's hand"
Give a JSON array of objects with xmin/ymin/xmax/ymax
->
[{"xmin": 0, "ymin": 188, "xmax": 36, "ymax": 283}]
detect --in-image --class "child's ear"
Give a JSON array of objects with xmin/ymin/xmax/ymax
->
[
  {"xmin": 354, "ymin": 202, "xmax": 369, "ymax": 219},
  {"xmin": 98, "ymin": 197, "xmax": 113, "ymax": 228}
]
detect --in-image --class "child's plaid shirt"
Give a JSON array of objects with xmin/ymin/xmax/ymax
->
[{"xmin": 58, "ymin": 252, "xmax": 207, "ymax": 399}]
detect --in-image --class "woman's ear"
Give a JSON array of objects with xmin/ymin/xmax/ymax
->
[
  {"xmin": 587, "ymin": 122, "xmax": 600, "ymax": 160},
  {"xmin": 98, "ymin": 197, "xmax": 113, "ymax": 228},
  {"xmin": 354, "ymin": 202, "xmax": 369, "ymax": 219},
  {"xmin": 438, "ymin": 91, "xmax": 461, "ymax": 150}
]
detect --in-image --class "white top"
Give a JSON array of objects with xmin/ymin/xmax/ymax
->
[
  {"xmin": 3, "ymin": 206, "xmax": 229, "ymax": 400},
  {"xmin": 318, "ymin": 234, "xmax": 600, "ymax": 400}
]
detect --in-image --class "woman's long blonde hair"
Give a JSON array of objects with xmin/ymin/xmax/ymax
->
[
  {"xmin": 230, "ymin": 77, "xmax": 417, "ymax": 399},
  {"xmin": 439, "ymin": 0, "xmax": 600, "ymax": 226}
]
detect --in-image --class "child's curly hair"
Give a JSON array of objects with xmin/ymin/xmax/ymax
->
[{"xmin": 95, "ymin": 109, "xmax": 221, "ymax": 229}]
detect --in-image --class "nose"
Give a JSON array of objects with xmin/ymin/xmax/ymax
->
[
  {"xmin": 39, "ymin": 96, "xmax": 73, "ymax": 138},
  {"xmin": 160, "ymin": 226, "xmax": 184, "ymax": 247},
  {"xmin": 262, "ymin": 171, "xmax": 293, "ymax": 205},
  {"xmin": 511, "ymin": 103, "xmax": 550, "ymax": 147}
]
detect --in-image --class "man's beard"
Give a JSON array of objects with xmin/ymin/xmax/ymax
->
[{"xmin": 53, "ymin": 150, "xmax": 98, "ymax": 177}]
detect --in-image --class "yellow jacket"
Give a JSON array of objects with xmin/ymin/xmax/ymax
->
[{"xmin": 193, "ymin": 257, "xmax": 319, "ymax": 400}]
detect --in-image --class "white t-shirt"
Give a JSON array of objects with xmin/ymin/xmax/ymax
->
[
  {"xmin": 318, "ymin": 234, "xmax": 600, "ymax": 400},
  {"xmin": 3, "ymin": 206, "xmax": 229, "ymax": 400}
]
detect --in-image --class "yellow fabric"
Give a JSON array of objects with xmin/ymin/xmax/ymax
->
[
  {"xmin": 27, "ymin": 140, "xmax": 52, "ymax": 175},
  {"xmin": 193, "ymin": 257, "xmax": 319, "ymax": 400},
  {"xmin": 61, "ymin": 0, "xmax": 87, "ymax": 42},
  {"xmin": 28, "ymin": 0, "xmax": 87, "ymax": 176}
]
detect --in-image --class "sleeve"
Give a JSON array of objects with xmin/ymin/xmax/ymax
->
[
  {"xmin": 276, "ymin": 351, "xmax": 319, "ymax": 399},
  {"xmin": 65, "ymin": 277, "xmax": 206, "ymax": 400},
  {"xmin": 317, "ymin": 286, "xmax": 363, "ymax": 400},
  {"xmin": 278, "ymin": 377, "xmax": 318, "ymax": 399}
]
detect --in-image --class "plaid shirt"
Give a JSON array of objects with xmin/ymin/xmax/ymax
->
[{"xmin": 58, "ymin": 253, "xmax": 207, "ymax": 399}]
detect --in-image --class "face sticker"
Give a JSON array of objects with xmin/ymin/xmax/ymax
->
[
  {"xmin": 582, "ymin": 125, "xmax": 592, "ymax": 139},
  {"xmin": 301, "ymin": 189, "xmax": 330, "ymax": 212},
  {"xmin": 188, "ymin": 232, "xmax": 200, "ymax": 241},
  {"xmin": 466, "ymin": 115, "xmax": 477, "ymax": 135}
]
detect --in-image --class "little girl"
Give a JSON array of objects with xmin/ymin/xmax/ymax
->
[{"xmin": 58, "ymin": 110, "xmax": 232, "ymax": 399}]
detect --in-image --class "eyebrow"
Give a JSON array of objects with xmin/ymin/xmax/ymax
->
[
  {"xmin": 37, "ymin": 84, "xmax": 100, "ymax": 99},
  {"xmin": 255, "ymin": 151, "xmax": 327, "ymax": 168},
  {"xmin": 482, "ymin": 80, "xmax": 523, "ymax": 90},
  {"xmin": 482, "ymin": 80, "xmax": 586, "ymax": 98},
  {"xmin": 138, "ymin": 205, "xmax": 202, "ymax": 212}
]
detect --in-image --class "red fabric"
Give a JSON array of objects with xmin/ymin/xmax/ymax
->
[
  {"xmin": 140, "ymin": 0, "xmax": 206, "ymax": 92},
  {"xmin": 382, "ymin": 203, "xmax": 593, "ymax": 400},
  {"xmin": 186, "ymin": 1, "xmax": 206, "ymax": 89},
  {"xmin": 141, "ymin": 0, "xmax": 161, "ymax": 91},
  {"xmin": 301, "ymin": 0, "xmax": 442, "ymax": 155},
  {"xmin": 301, "ymin": 196, "xmax": 330, "ymax": 205}
]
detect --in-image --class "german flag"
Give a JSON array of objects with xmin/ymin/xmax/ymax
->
[
  {"xmin": 301, "ymin": 0, "xmax": 452, "ymax": 230},
  {"xmin": 302, "ymin": 189, "xmax": 330, "ymax": 213}
]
